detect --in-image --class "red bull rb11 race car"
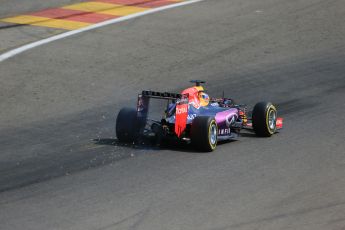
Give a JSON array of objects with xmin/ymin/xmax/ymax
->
[{"xmin": 116, "ymin": 80, "xmax": 283, "ymax": 152}]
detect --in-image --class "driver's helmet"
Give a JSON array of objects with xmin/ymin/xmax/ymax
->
[{"xmin": 199, "ymin": 92, "xmax": 210, "ymax": 106}]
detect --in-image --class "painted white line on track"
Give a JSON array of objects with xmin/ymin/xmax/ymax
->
[{"xmin": 0, "ymin": 0, "xmax": 204, "ymax": 63}]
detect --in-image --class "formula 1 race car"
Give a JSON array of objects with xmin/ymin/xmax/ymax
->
[{"xmin": 116, "ymin": 80, "xmax": 283, "ymax": 151}]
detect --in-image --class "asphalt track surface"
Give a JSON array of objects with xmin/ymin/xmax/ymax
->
[{"xmin": 1, "ymin": 0, "xmax": 345, "ymax": 229}]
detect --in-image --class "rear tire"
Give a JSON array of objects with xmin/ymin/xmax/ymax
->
[
  {"xmin": 191, "ymin": 116, "xmax": 218, "ymax": 152},
  {"xmin": 252, "ymin": 102, "xmax": 277, "ymax": 137},
  {"xmin": 116, "ymin": 107, "xmax": 138, "ymax": 143}
]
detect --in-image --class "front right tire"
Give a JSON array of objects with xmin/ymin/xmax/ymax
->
[{"xmin": 252, "ymin": 102, "xmax": 277, "ymax": 137}]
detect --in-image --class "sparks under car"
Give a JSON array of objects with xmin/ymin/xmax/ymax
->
[{"xmin": 116, "ymin": 80, "xmax": 283, "ymax": 151}]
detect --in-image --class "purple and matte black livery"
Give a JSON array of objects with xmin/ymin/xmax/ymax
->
[{"xmin": 116, "ymin": 80, "xmax": 283, "ymax": 151}]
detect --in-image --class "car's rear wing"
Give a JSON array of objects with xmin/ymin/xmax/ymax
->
[
  {"xmin": 141, "ymin": 90, "xmax": 183, "ymax": 100},
  {"xmin": 137, "ymin": 90, "xmax": 183, "ymax": 117},
  {"xmin": 137, "ymin": 90, "xmax": 182, "ymax": 127},
  {"xmin": 137, "ymin": 90, "xmax": 189, "ymax": 137}
]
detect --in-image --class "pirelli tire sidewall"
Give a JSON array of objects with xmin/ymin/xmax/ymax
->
[
  {"xmin": 252, "ymin": 102, "xmax": 277, "ymax": 137},
  {"xmin": 191, "ymin": 116, "xmax": 218, "ymax": 152}
]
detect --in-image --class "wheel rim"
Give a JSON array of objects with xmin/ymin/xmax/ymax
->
[
  {"xmin": 268, "ymin": 109, "xmax": 277, "ymax": 130},
  {"xmin": 209, "ymin": 123, "xmax": 217, "ymax": 145}
]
